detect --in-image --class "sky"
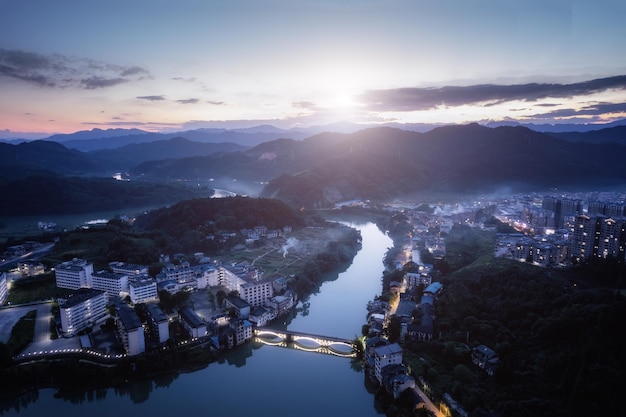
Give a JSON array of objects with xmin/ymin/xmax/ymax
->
[{"xmin": 1, "ymin": 0, "xmax": 626, "ymax": 137}]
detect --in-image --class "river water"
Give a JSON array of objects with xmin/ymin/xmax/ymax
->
[{"xmin": 1, "ymin": 222, "xmax": 392, "ymax": 417}]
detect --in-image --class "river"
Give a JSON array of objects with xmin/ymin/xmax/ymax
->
[{"xmin": 0, "ymin": 221, "xmax": 392, "ymax": 417}]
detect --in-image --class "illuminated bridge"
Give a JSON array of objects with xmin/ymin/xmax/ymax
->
[{"xmin": 254, "ymin": 327, "xmax": 356, "ymax": 358}]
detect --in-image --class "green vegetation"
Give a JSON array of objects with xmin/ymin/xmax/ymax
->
[
  {"xmin": 400, "ymin": 223, "xmax": 626, "ymax": 417},
  {"xmin": 6, "ymin": 274, "xmax": 73, "ymax": 305},
  {"xmin": 4, "ymin": 310, "xmax": 37, "ymax": 357},
  {"xmin": 0, "ymin": 175, "xmax": 209, "ymax": 216}
]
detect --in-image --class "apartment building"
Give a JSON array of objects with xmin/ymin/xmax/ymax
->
[
  {"xmin": 91, "ymin": 270, "xmax": 128, "ymax": 299},
  {"xmin": 116, "ymin": 304, "xmax": 145, "ymax": 356},
  {"xmin": 55, "ymin": 258, "xmax": 93, "ymax": 290},
  {"xmin": 129, "ymin": 275, "xmax": 158, "ymax": 304},
  {"xmin": 240, "ymin": 278, "xmax": 273, "ymax": 307},
  {"xmin": 146, "ymin": 303, "xmax": 170, "ymax": 343},
  {"xmin": 179, "ymin": 306, "xmax": 206, "ymax": 338},
  {"xmin": 58, "ymin": 288, "xmax": 108, "ymax": 336}
]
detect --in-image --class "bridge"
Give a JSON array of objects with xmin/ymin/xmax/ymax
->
[{"xmin": 254, "ymin": 327, "xmax": 356, "ymax": 358}]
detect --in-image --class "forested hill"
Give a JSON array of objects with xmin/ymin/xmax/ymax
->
[
  {"xmin": 260, "ymin": 124, "xmax": 626, "ymax": 208},
  {"xmin": 0, "ymin": 176, "xmax": 210, "ymax": 216},
  {"xmin": 133, "ymin": 195, "xmax": 305, "ymax": 237}
]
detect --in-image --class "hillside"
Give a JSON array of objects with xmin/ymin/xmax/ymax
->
[
  {"xmin": 0, "ymin": 176, "xmax": 210, "ymax": 216},
  {"xmin": 128, "ymin": 124, "xmax": 626, "ymax": 208},
  {"xmin": 261, "ymin": 124, "xmax": 626, "ymax": 207}
]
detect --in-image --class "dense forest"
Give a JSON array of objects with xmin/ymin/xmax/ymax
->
[
  {"xmin": 0, "ymin": 175, "xmax": 209, "ymax": 216},
  {"xmin": 383, "ymin": 220, "xmax": 626, "ymax": 417}
]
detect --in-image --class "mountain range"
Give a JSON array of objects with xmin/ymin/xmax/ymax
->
[{"xmin": 0, "ymin": 123, "xmax": 625, "ymax": 215}]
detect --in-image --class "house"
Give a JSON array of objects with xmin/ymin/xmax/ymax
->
[
  {"xmin": 249, "ymin": 306, "xmax": 273, "ymax": 327},
  {"xmin": 229, "ymin": 318, "xmax": 253, "ymax": 346},
  {"xmin": 423, "ymin": 282, "xmax": 443, "ymax": 296},
  {"xmin": 472, "ymin": 344, "xmax": 499, "ymax": 376}
]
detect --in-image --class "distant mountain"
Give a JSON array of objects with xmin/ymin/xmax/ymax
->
[
  {"xmin": 543, "ymin": 125, "xmax": 626, "ymax": 144},
  {"xmin": 0, "ymin": 140, "xmax": 107, "ymax": 176},
  {"xmin": 46, "ymin": 128, "xmax": 149, "ymax": 142},
  {"xmin": 131, "ymin": 124, "xmax": 626, "ymax": 208},
  {"xmin": 89, "ymin": 137, "xmax": 248, "ymax": 171},
  {"xmin": 484, "ymin": 118, "xmax": 626, "ymax": 133}
]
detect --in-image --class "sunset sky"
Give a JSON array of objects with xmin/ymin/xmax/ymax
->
[{"xmin": 1, "ymin": 0, "xmax": 625, "ymax": 137}]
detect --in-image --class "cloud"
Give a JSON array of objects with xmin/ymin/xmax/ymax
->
[
  {"xmin": 293, "ymin": 101, "xmax": 320, "ymax": 110},
  {"xmin": 0, "ymin": 48, "xmax": 150, "ymax": 89},
  {"xmin": 137, "ymin": 95, "xmax": 166, "ymax": 101},
  {"xmin": 176, "ymin": 98, "xmax": 199, "ymax": 104},
  {"xmin": 360, "ymin": 76, "xmax": 626, "ymax": 112},
  {"xmin": 81, "ymin": 76, "xmax": 127, "ymax": 89},
  {"xmin": 206, "ymin": 100, "xmax": 225, "ymax": 106},
  {"xmin": 530, "ymin": 102, "xmax": 626, "ymax": 119}
]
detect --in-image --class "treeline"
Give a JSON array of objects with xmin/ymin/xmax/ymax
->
[{"xmin": 0, "ymin": 175, "xmax": 208, "ymax": 216}]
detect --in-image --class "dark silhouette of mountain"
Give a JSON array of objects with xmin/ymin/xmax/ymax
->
[
  {"xmin": 4, "ymin": 124, "xmax": 626, "ymax": 214},
  {"xmin": 0, "ymin": 140, "xmax": 107, "ymax": 176},
  {"xmin": 131, "ymin": 123, "xmax": 626, "ymax": 208},
  {"xmin": 0, "ymin": 175, "xmax": 209, "ymax": 216},
  {"xmin": 89, "ymin": 137, "xmax": 248, "ymax": 171},
  {"xmin": 484, "ymin": 118, "xmax": 626, "ymax": 133},
  {"xmin": 544, "ymin": 125, "xmax": 626, "ymax": 144},
  {"xmin": 46, "ymin": 128, "xmax": 149, "ymax": 142}
]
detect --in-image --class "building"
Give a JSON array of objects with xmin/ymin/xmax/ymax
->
[
  {"xmin": 129, "ymin": 275, "xmax": 158, "ymax": 304},
  {"xmin": 55, "ymin": 258, "xmax": 93, "ymax": 290},
  {"xmin": 240, "ymin": 278, "xmax": 273, "ymax": 307},
  {"xmin": 0, "ymin": 272, "xmax": 8, "ymax": 306},
  {"xmin": 108, "ymin": 261, "xmax": 148, "ymax": 276},
  {"xmin": 146, "ymin": 303, "xmax": 170, "ymax": 343},
  {"xmin": 179, "ymin": 306, "xmax": 207, "ymax": 338},
  {"xmin": 372, "ymin": 342, "xmax": 403, "ymax": 385},
  {"xmin": 58, "ymin": 289, "xmax": 108, "ymax": 336},
  {"xmin": 229, "ymin": 318, "xmax": 253, "ymax": 346},
  {"xmin": 223, "ymin": 296, "xmax": 251, "ymax": 319},
  {"xmin": 116, "ymin": 304, "xmax": 145, "ymax": 356},
  {"xmin": 570, "ymin": 215, "xmax": 598, "ymax": 262},
  {"xmin": 91, "ymin": 270, "xmax": 128, "ymax": 299},
  {"xmin": 472, "ymin": 345, "xmax": 499, "ymax": 376},
  {"xmin": 265, "ymin": 292, "xmax": 296, "ymax": 317}
]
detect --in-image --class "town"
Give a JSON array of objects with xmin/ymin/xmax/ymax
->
[{"xmin": 1, "ymin": 189, "xmax": 625, "ymax": 416}]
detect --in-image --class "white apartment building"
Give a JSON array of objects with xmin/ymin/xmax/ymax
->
[
  {"xmin": 58, "ymin": 289, "xmax": 108, "ymax": 336},
  {"xmin": 55, "ymin": 258, "xmax": 93, "ymax": 290},
  {"xmin": 240, "ymin": 278, "xmax": 274, "ymax": 307},
  {"xmin": 116, "ymin": 304, "xmax": 145, "ymax": 356},
  {"xmin": 91, "ymin": 270, "xmax": 128, "ymax": 299},
  {"xmin": 129, "ymin": 275, "xmax": 158, "ymax": 304}
]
